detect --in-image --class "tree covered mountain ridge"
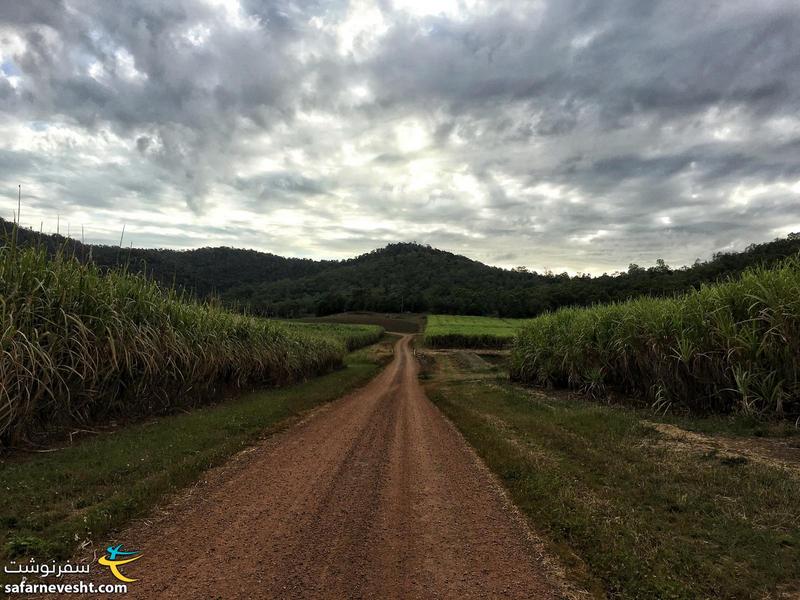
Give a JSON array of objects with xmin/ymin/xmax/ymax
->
[{"xmin": 2, "ymin": 218, "xmax": 799, "ymax": 318}]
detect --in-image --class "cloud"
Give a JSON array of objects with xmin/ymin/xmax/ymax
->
[{"xmin": 1, "ymin": 0, "xmax": 799, "ymax": 273}]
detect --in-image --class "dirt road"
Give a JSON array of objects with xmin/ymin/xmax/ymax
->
[{"xmin": 99, "ymin": 335, "xmax": 569, "ymax": 598}]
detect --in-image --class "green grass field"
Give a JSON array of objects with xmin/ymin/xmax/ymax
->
[
  {"xmin": 423, "ymin": 314, "xmax": 529, "ymax": 348},
  {"xmin": 423, "ymin": 351, "xmax": 800, "ymax": 599}
]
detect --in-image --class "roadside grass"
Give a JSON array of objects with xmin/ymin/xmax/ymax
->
[
  {"xmin": 424, "ymin": 314, "xmax": 529, "ymax": 348},
  {"xmin": 0, "ymin": 337, "xmax": 394, "ymax": 574},
  {"xmin": 648, "ymin": 410, "xmax": 800, "ymax": 440},
  {"xmin": 426, "ymin": 347, "xmax": 798, "ymax": 437},
  {"xmin": 425, "ymin": 353, "xmax": 800, "ymax": 599}
]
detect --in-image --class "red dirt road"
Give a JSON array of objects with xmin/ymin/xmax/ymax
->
[{"xmin": 89, "ymin": 336, "xmax": 571, "ymax": 598}]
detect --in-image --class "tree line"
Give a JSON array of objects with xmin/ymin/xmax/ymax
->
[{"xmin": 3, "ymin": 218, "xmax": 799, "ymax": 319}]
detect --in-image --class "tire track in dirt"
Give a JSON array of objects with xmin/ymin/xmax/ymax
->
[{"xmin": 66, "ymin": 335, "xmax": 575, "ymax": 599}]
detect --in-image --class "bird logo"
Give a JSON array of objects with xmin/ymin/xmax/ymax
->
[{"xmin": 98, "ymin": 545, "xmax": 142, "ymax": 583}]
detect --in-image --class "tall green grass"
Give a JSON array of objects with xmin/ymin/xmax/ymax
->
[
  {"xmin": 424, "ymin": 315, "xmax": 527, "ymax": 348},
  {"xmin": 510, "ymin": 258, "xmax": 800, "ymax": 417},
  {"xmin": 0, "ymin": 243, "xmax": 380, "ymax": 446}
]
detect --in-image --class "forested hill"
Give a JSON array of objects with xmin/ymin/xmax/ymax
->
[
  {"xmin": 2, "ymin": 218, "xmax": 799, "ymax": 317},
  {"xmin": 223, "ymin": 235, "xmax": 800, "ymax": 316},
  {"xmin": 224, "ymin": 243, "xmax": 535, "ymax": 316},
  {"xmin": 0, "ymin": 218, "xmax": 332, "ymax": 298}
]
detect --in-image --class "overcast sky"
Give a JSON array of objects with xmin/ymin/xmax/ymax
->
[{"xmin": 1, "ymin": 0, "xmax": 799, "ymax": 273}]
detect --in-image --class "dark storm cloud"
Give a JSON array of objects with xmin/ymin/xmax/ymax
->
[
  {"xmin": 1, "ymin": 0, "xmax": 799, "ymax": 271},
  {"xmin": 365, "ymin": 2, "xmax": 800, "ymax": 117}
]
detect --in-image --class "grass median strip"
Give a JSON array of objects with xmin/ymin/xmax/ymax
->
[
  {"xmin": 0, "ymin": 339, "xmax": 392, "ymax": 570},
  {"xmin": 425, "ymin": 353, "xmax": 800, "ymax": 599}
]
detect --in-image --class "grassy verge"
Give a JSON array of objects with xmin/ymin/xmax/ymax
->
[
  {"xmin": 645, "ymin": 410, "xmax": 800, "ymax": 439},
  {"xmin": 424, "ymin": 314, "xmax": 528, "ymax": 348},
  {"xmin": 0, "ymin": 337, "xmax": 394, "ymax": 572},
  {"xmin": 424, "ymin": 352, "xmax": 800, "ymax": 599}
]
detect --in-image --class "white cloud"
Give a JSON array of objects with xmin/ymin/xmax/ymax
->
[{"xmin": 333, "ymin": 0, "xmax": 389, "ymax": 57}]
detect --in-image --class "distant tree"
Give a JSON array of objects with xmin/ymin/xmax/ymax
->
[
  {"xmin": 650, "ymin": 258, "xmax": 671, "ymax": 274},
  {"xmin": 316, "ymin": 292, "xmax": 346, "ymax": 316},
  {"xmin": 628, "ymin": 263, "xmax": 645, "ymax": 275}
]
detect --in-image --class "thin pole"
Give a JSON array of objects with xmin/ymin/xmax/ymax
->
[{"xmin": 117, "ymin": 224, "xmax": 126, "ymax": 265}]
